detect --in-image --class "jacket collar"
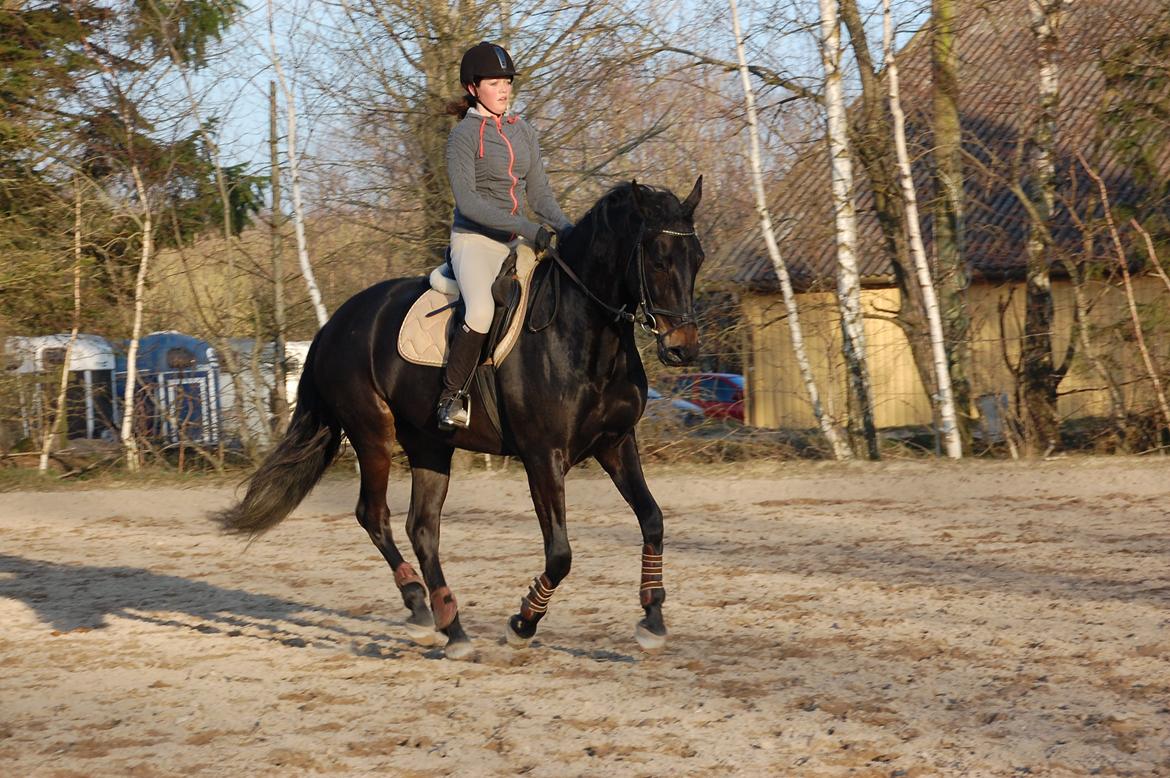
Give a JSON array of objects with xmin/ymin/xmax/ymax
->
[{"xmin": 468, "ymin": 105, "xmax": 514, "ymax": 123}]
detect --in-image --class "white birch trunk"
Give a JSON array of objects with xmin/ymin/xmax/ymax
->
[
  {"xmin": 1017, "ymin": 0, "xmax": 1069, "ymax": 455},
  {"xmin": 819, "ymin": 0, "xmax": 878, "ymax": 458},
  {"xmin": 883, "ymin": 0, "xmax": 962, "ymax": 458},
  {"xmin": 120, "ymin": 164, "xmax": 154, "ymax": 473},
  {"xmin": 268, "ymin": 0, "xmax": 328, "ymax": 328},
  {"xmin": 1132, "ymin": 219, "xmax": 1170, "ymax": 299},
  {"xmin": 729, "ymin": 0, "xmax": 852, "ymax": 460},
  {"xmin": 39, "ymin": 183, "xmax": 85, "ymax": 473}
]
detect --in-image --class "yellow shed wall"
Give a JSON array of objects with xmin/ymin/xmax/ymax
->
[{"xmin": 743, "ymin": 277, "xmax": 1169, "ymax": 429}]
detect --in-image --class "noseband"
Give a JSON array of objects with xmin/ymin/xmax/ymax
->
[{"xmin": 535, "ymin": 223, "xmax": 698, "ymax": 340}]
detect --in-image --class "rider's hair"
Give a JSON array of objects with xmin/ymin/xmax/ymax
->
[{"xmin": 445, "ymin": 93, "xmax": 477, "ymax": 119}]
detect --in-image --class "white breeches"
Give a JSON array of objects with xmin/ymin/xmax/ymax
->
[{"xmin": 450, "ymin": 231, "xmax": 530, "ymax": 334}]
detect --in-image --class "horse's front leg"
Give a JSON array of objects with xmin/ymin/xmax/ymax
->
[
  {"xmin": 506, "ymin": 451, "xmax": 571, "ymax": 647},
  {"xmin": 594, "ymin": 432, "xmax": 667, "ymax": 651}
]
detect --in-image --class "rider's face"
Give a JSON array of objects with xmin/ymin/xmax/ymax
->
[{"xmin": 470, "ymin": 78, "xmax": 512, "ymax": 116}]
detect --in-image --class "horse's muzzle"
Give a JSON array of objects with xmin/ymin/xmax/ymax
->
[{"xmin": 657, "ymin": 324, "xmax": 699, "ymax": 366}]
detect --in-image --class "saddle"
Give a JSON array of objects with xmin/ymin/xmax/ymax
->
[{"xmin": 397, "ymin": 242, "xmax": 540, "ymax": 435}]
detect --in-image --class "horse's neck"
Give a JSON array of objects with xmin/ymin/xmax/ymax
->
[
  {"xmin": 549, "ymin": 231, "xmax": 641, "ymax": 379},
  {"xmin": 559, "ymin": 227, "xmax": 635, "ymax": 312}
]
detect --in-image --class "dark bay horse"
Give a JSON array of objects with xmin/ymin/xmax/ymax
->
[{"xmin": 215, "ymin": 178, "xmax": 704, "ymax": 659}]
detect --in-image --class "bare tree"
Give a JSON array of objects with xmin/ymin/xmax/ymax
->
[
  {"xmin": 269, "ymin": 80, "xmax": 290, "ymax": 434},
  {"xmin": 930, "ymin": 0, "xmax": 971, "ymax": 433},
  {"xmin": 1020, "ymin": 0, "xmax": 1070, "ymax": 456},
  {"xmin": 268, "ymin": 0, "xmax": 328, "ymax": 328},
  {"xmin": 819, "ymin": 0, "xmax": 879, "ymax": 459},
  {"xmin": 729, "ymin": 0, "xmax": 852, "ymax": 459},
  {"xmin": 1079, "ymin": 154, "xmax": 1170, "ymax": 439},
  {"xmin": 151, "ymin": 5, "xmax": 273, "ymax": 456},
  {"xmin": 838, "ymin": 0, "xmax": 936, "ymax": 431},
  {"xmin": 39, "ymin": 181, "xmax": 85, "ymax": 474},
  {"xmin": 883, "ymin": 0, "xmax": 961, "ymax": 458},
  {"xmin": 119, "ymin": 162, "xmax": 154, "ymax": 472},
  {"xmin": 314, "ymin": 0, "xmax": 670, "ymax": 271}
]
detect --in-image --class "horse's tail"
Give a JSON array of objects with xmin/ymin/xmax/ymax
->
[{"xmin": 212, "ymin": 343, "xmax": 341, "ymax": 536}]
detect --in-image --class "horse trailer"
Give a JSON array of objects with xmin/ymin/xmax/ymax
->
[{"xmin": 3, "ymin": 334, "xmax": 118, "ymax": 444}]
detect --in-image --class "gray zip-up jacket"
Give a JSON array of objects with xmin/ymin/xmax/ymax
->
[{"xmin": 447, "ymin": 106, "xmax": 572, "ymax": 243}]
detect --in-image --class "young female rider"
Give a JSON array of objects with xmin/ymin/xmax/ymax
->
[{"xmin": 437, "ymin": 41, "xmax": 574, "ymax": 430}]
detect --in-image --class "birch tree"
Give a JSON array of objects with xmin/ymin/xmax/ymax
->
[
  {"xmin": 818, "ymin": 0, "xmax": 879, "ymax": 459},
  {"xmin": 883, "ymin": 0, "xmax": 961, "ymax": 458},
  {"xmin": 1021, "ymin": 0, "xmax": 1070, "ymax": 456},
  {"xmin": 729, "ymin": 0, "xmax": 852, "ymax": 460},
  {"xmin": 119, "ymin": 162, "xmax": 153, "ymax": 471},
  {"xmin": 268, "ymin": 0, "xmax": 328, "ymax": 328},
  {"xmin": 930, "ymin": 0, "xmax": 971, "ymax": 435},
  {"xmin": 269, "ymin": 80, "xmax": 290, "ymax": 434},
  {"xmin": 39, "ymin": 182, "xmax": 84, "ymax": 474},
  {"xmin": 838, "ymin": 0, "xmax": 937, "ymax": 430}
]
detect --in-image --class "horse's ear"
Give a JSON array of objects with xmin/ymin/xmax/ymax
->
[
  {"xmin": 681, "ymin": 175, "xmax": 703, "ymax": 219},
  {"xmin": 630, "ymin": 179, "xmax": 647, "ymax": 217}
]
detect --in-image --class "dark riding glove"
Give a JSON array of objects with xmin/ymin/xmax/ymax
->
[
  {"xmin": 534, "ymin": 225, "xmax": 554, "ymax": 254},
  {"xmin": 557, "ymin": 224, "xmax": 573, "ymax": 246}
]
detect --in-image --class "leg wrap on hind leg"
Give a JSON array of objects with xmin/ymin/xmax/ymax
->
[
  {"xmin": 519, "ymin": 574, "xmax": 557, "ymax": 621},
  {"xmin": 430, "ymin": 586, "xmax": 458, "ymax": 630},
  {"xmin": 639, "ymin": 544, "xmax": 665, "ymax": 606}
]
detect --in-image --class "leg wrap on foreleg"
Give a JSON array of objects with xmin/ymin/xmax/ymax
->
[
  {"xmin": 519, "ymin": 574, "xmax": 557, "ymax": 621},
  {"xmin": 394, "ymin": 562, "xmax": 424, "ymax": 590},
  {"xmin": 430, "ymin": 586, "xmax": 458, "ymax": 630},
  {"xmin": 639, "ymin": 544, "xmax": 665, "ymax": 606}
]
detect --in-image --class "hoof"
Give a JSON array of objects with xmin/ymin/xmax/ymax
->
[
  {"xmin": 444, "ymin": 637, "xmax": 476, "ymax": 661},
  {"xmin": 404, "ymin": 619, "xmax": 438, "ymax": 646},
  {"xmin": 635, "ymin": 621, "xmax": 667, "ymax": 652},
  {"xmin": 504, "ymin": 620, "xmax": 532, "ymax": 649}
]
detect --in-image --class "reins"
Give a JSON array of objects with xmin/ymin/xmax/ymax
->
[{"xmin": 527, "ymin": 222, "xmax": 698, "ymax": 336}]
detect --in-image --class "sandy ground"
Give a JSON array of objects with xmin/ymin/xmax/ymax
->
[{"xmin": 1, "ymin": 456, "xmax": 1168, "ymax": 777}]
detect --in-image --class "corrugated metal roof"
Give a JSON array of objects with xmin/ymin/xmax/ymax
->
[{"xmin": 716, "ymin": 0, "xmax": 1170, "ymax": 292}]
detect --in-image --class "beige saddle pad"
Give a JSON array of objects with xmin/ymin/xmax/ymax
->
[{"xmin": 397, "ymin": 243, "xmax": 540, "ymax": 367}]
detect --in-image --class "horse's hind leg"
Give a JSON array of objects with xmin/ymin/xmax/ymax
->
[
  {"xmin": 396, "ymin": 426, "xmax": 474, "ymax": 660},
  {"xmin": 595, "ymin": 432, "xmax": 667, "ymax": 651},
  {"xmin": 348, "ymin": 428, "xmax": 435, "ymax": 645}
]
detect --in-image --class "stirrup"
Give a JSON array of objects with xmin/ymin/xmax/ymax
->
[{"xmin": 437, "ymin": 393, "xmax": 471, "ymax": 431}]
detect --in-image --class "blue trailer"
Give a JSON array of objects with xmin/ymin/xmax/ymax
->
[{"xmin": 114, "ymin": 331, "xmax": 223, "ymax": 446}]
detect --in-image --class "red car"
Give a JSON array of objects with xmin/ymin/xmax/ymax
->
[{"xmin": 662, "ymin": 373, "xmax": 745, "ymax": 421}]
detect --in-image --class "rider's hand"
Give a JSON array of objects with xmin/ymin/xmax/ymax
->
[
  {"xmin": 557, "ymin": 224, "xmax": 573, "ymax": 246},
  {"xmin": 534, "ymin": 225, "xmax": 555, "ymax": 254}
]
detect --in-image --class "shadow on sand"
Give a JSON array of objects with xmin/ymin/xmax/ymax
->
[{"xmin": 0, "ymin": 553, "xmax": 425, "ymax": 659}]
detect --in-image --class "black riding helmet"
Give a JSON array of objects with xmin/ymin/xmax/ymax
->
[{"xmin": 459, "ymin": 41, "xmax": 517, "ymax": 87}]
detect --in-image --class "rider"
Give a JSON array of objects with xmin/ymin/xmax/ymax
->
[{"xmin": 437, "ymin": 40, "xmax": 574, "ymax": 430}]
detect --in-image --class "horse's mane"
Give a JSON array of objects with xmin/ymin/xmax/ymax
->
[{"xmin": 579, "ymin": 182, "xmax": 684, "ymax": 238}]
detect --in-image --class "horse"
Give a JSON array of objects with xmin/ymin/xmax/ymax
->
[{"xmin": 214, "ymin": 178, "xmax": 705, "ymax": 660}]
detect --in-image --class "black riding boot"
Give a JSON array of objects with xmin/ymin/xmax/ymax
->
[{"xmin": 437, "ymin": 323, "xmax": 488, "ymax": 430}]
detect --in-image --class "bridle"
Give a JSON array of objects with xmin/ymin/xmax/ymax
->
[
  {"xmin": 632, "ymin": 223, "xmax": 698, "ymax": 338},
  {"xmin": 533, "ymin": 222, "xmax": 698, "ymax": 339}
]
